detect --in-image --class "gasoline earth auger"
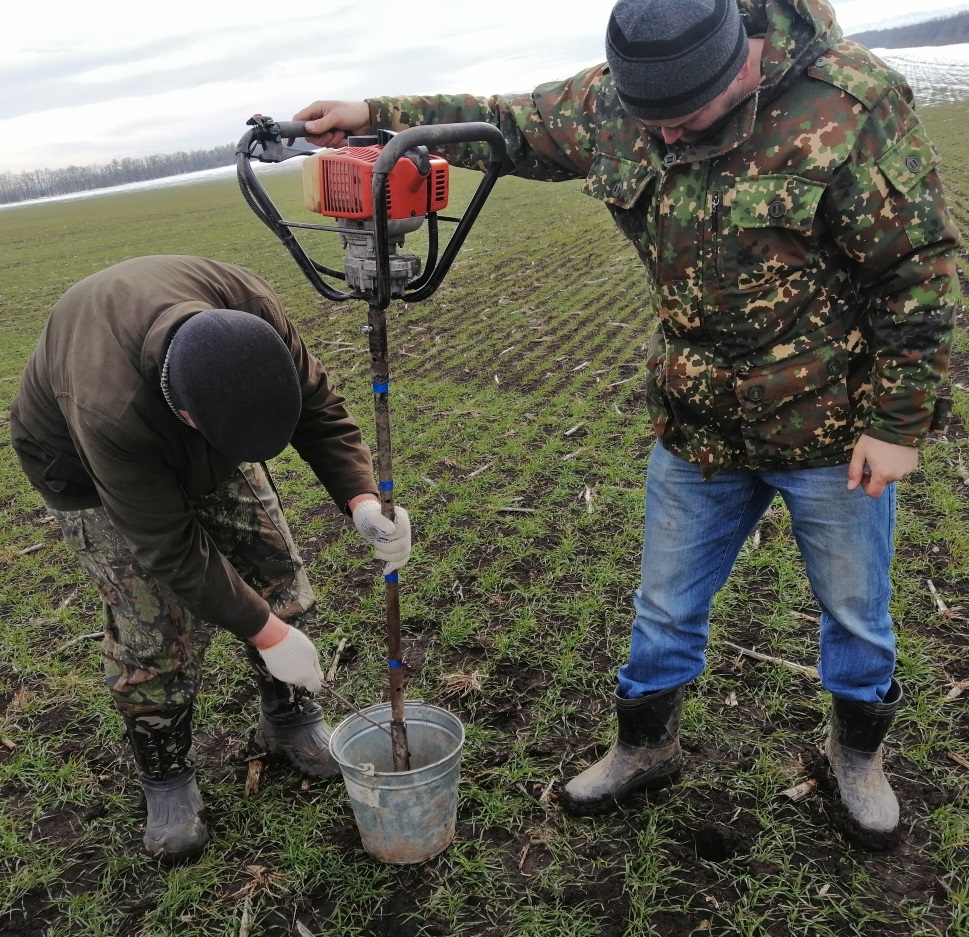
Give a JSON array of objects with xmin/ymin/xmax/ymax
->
[{"xmin": 236, "ymin": 115, "xmax": 507, "ymax": 771}]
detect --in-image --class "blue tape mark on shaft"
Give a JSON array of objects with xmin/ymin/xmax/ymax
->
[
  {"xmin": 388, "ymin": 659, "xmax": 403, "ymax": 668},
  {"xmin": 373, "ymin": 382, "xmax": 389, "ymax": 394},
  {"xmin": 379, "ymin": 480, "xmax": 394, "ymax": 491},
  {"xmin": 385, "ymin": 571, "xmax": 399, "ymax": 583}
]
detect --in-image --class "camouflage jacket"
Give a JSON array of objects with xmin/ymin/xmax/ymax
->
[{"xmin": 370, "ymin": 0, "xmax": 960, "ymax": 475}]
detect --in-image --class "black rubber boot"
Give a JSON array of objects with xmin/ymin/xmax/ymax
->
[
  {"xmin": 141, "ymin": 770, "xmax": 208, "ymax": 862},
  {"xmin": 560, "ymin": 684, "xmax": 685, "ymax": 816},
  {"xmin": 824, "ymin": 678, "xmax": 904, "ymax": 850},
  {"xmin": 122, "ymin": 704, "xmax": 209, "ymax": 862},
  {"xmin": 245, "ymin": 645, "xmax": 340, "ymax": 778}
]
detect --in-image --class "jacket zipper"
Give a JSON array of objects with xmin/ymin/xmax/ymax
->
[{"xmin": 711, "ymin": 192, "xmax": 723, "ymax": 286}]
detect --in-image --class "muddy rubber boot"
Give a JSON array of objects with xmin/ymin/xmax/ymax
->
[
  {"xmin": 122, "ymin": 705, "xmax": 209, "ymax": 862},
  {"xmin": 246, "ymin": 644, "xmax": 340, "ymax": 778},
  {"xmin": 560, "ymin": 684, "xmax": 685, "ymax": 816},
  {"xmin": 141, "ymin": 770, "xmax": 209, "ymax": 862},
  {"xmin": 824, "ymin": 678, "xmax": 903, "ymax": 850}
]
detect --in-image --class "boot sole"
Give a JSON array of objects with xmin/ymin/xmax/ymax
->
[
  {"xmin": 838, "ymin": 816, "xmax": 900, "ymax": 851},
  {"xmin": 559, "ymin": 768, "xmax": 681, "ymax": 817},
  {"xmin": 144, "ymin": 826, "xmax": 210, "ymax": 864},
  {"xmin": 812, "ymin": 757, "xmax": 901, "ymax": 851}
]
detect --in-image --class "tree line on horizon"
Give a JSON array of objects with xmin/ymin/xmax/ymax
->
[
  {"xmin": 847, "ymin": 10, "xmax": 969, "ymax": 49},
  {"xmin": 0, "ymin": 143, "xmax": 237, "ymax": 205}
]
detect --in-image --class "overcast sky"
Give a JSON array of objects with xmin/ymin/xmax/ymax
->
[{"xmin": 3, "ymin": 0, "xmax": 968, "ymax": 175}]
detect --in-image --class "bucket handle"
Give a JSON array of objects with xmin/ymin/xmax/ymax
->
[
  {"xmin": 319, "ymin": 683, "xmax": 394, "ymax": 737},
  {"xmin": 319, "ymin": 683, "xmax": 427, "ymax": 740}
]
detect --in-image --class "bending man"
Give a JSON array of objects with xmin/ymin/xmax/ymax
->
[{"xmin": 11, "ymin": 254, "xmax": 411, "ymax": 861}]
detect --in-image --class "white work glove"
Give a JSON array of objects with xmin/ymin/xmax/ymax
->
[
  {"xmin": 258, "ymin": 626, "xmax": 324, "ymax": 693},
  {"xmin": 351, "ymin": 499, "xmax": 411, "ymax": 574}
]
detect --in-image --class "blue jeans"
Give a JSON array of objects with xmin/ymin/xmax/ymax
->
[{"xmin": 617, "ymin": 444, "xmax": 897, "ymax": 704}]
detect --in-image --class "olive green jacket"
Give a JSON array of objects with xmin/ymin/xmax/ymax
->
[
  {"xmin": 368, "ymin": 0, "xmax": 960, "ymax": 475},
  {"xmin": 11, "ymin": 255, "xmax": 377, "ymax": 637}
]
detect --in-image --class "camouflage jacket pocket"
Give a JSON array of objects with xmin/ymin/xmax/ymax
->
[
  {"xmin": 876, "ymin": 126, "xmax": 939, "ymax": 196},
  {"xmin": 584, "ymin": 152, "xmax": 658, "ymax": 259},
  {"xmin": 874, "ymin": 126, "xmax": 943, "ymax": 250},
  {"xmin": 734, "ymin": 341, "xmax": 855, "ymax": 465},
  {"xmin": 722, "ymin": 175, "xmax": 826, "ymax": 292}
]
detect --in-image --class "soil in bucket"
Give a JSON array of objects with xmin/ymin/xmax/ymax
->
[{"xmin": 329, "ymin": 701, "xmax": 465, "ymax": 864}]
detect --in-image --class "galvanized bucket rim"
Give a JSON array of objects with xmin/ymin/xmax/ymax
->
[{"xmin": 329, "ymin": 701, "xmax": 465, "ymax": 779}]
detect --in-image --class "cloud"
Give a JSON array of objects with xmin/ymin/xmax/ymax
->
[
  {"xmin": 1, "ymin": 1, "xmax": 612, "ymax": 173},
  {"xmin": 4, "ymin": 0, "xmax": 965, "ymax": 174}
]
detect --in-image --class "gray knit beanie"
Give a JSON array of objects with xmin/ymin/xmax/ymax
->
[
  {"xmin": 162, "ymin": 310, "xmax": 302, "ymax": 463},
  {"xmin": 606, "ymin": 0, "xmax": 749, "ymax": 121}
]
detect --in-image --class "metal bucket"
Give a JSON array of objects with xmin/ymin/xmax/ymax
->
[{"xmin": 329, "ymin": 701, "xmax": 465, "ymax": 864}]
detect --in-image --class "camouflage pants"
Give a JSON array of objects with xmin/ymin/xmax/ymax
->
[{"xmin": 50, "ymin": 462, "xmax": 315, "ymax": 720}]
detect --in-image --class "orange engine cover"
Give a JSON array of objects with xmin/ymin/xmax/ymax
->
[{"xmin": 312, "ymin": 145, "xmax": 449, "ymax": 220}]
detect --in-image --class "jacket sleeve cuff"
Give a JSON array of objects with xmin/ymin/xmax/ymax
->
[
  {"xmin": 227, "ymin": 594, "xmax": 272, "ymax": 641},
  {"xmin": 309, "ymin": 466, "xmax": 378, "ymax": 516},
  {"xmin": 860, "ymin": 422, "xmax": 925, "ymax": 449}
]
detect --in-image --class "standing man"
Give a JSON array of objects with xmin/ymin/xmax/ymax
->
[
  {"xmin": 293, "ymin": 0, "xmax": 959, "ymax": 849},
  {"xmin": 10, "ymin": 254, "xmax": 411, "ymax": 861}
]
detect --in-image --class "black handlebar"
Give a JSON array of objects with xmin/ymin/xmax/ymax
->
[{"xmin": 370, "ymin": 122, "xmax": 506, "ymax": 170}]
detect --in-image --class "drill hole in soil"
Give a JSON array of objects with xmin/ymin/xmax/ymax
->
[{"xmin": 673, "ymin": 823, "xmax": 746, "ymax": 862}]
